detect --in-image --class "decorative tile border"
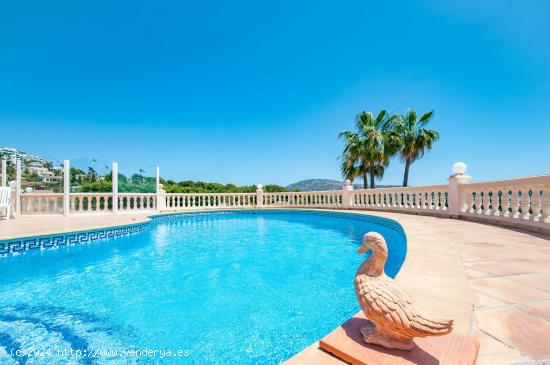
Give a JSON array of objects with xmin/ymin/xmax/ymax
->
[
  {"xmin": 0, "ymin": 209, "xmax": 406, "ymax": 258},
  {"xmin": 0, "ymin": 222, "xmax": 150, "ymax": 257}
]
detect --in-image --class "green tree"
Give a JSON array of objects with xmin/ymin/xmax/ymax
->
[
  {"xmin": 393, "ymin": 109, "xmax": 439, "ymax": 187},
  {"xmin": 339, "ymin": 110, "xmax": 396, "ymax": 189}
]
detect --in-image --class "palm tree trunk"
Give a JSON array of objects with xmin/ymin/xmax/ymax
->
[
  {"xmin": 369, "ymin": 171, "xmax": 375, "ymax": 189},
  {"xmin": 403, "ymin": 159, "xmax": 411, "ymax": 187},
  {"xmin": 362, "ymin": 173, "xmax": 369, "ymax": 189}
]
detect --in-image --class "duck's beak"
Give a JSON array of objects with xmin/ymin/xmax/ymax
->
[{"xmin": 357, "ymin": 244, "xmax": 368, "ymax": 254}]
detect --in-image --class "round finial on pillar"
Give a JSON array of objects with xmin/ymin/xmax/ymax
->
[
  {"xmin": 344, "ymin": 179, "xmax": 351, "ymax": 187},
  {"xmin": 452, "ymin": 162, "xmax": 467, "ymax": 175},
  {"xmin": 257, "ymin": 184, "xmax": 263, "ymax": 190}
]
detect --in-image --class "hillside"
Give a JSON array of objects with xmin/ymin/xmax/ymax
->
[
  {"xmin": 286, "ymin": 179, "xmax": 343, "ymax": 191},
  {"xmin": 286, "ymin": 179, "xmax": 401, "ymax": 191}
]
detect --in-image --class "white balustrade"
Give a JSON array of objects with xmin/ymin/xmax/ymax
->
[
  {"xmin": 164, "ymin": 193, "xmax": 257, "ymax": 210},
  {"xmin": 351, "ymin": 185, "xmax": 449, "ymax": 214},
  {"xmin": 461, "ymin": 175, "xmax": 550, "ymax": 230},
  {"xmin": 14, "ymin": 161, "xmax": 549, "ymax": 235},
  {"xmin": 19, "ymin": 192, "xmax": 157, "ymax": 214},
  {"xmin": 118, "ymin": 193, "xmax": 157, "ymax": 212},
  {"xmin": 262, "ymin": 191, "xmax": 343, "ymax": 208},
  {"xmin": 69, "ymin": 193, "xmax": 113, "ymax": 213},
  {"xmin": 20, "ymin": 193, "xmax": 64, "ymax": 214}
]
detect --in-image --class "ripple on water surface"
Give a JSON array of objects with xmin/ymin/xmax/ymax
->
[{"xmin": 0, "ymin": 211, "xmax": 406, "ymax": 364}]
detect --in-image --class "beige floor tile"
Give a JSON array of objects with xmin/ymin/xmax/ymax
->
[
  {"xmin": 509, "ymin": 274, "xmax": 550, "ymax": 293},
  {"xmin": 477, "ymin": 308, "xmax": 550, "ymax": 360},
  {"xmin": 476, "ymin": 353, "xmax": 529, "ymax": 365},
  {"xmin": 519, "ymin": 302, "xmax": 550, "ymax": 322},
  {"xmin": 469, "ymin": 277, "xmax": 550, "ymax": 304},
  {"xmin": 465, "ymin": 261, "xmax": 537, "ymax": 276},
  {"xmin": 472, "ymin": 290, "xmax": 503, "ymax": 309}
]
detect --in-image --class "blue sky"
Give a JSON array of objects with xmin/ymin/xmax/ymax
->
[{"xmin": 1, "ymin": 0, "xmax": 549, "ymax": 186}]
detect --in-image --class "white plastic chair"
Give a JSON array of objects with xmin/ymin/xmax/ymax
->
[{"xmin": 0, "ymin": 187, "xmax": 12, "ymax": 220}]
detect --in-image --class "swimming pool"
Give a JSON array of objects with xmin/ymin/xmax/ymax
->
[{"xmin": 0, "ymin": 210, "xmax": 406, "ymax": 364}]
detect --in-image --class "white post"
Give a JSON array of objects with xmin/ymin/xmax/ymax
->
[
  {"xmin": 256, "ymin": 184, "xmax": 264, "ymax": 207},
  {"xmin": 112, "ymin": 162, "xmax": 118, "ymax": 214},
  {"xmin": 342, "ymin": 179, "xmax": 354, "ymax": 209},
  {"xmin": 156, "ymin": 166, "xmax": 160, "ymax": 193},
  {"xmin": 448, "ymin": 162, "xmax": 471, "ymax": 218},
  {"xmin": 155, "ymin": 166, "xmax": 166, "ymax": 211},
  {"xmin": 15, "ymin": 160, "xmax": 21, "ymax": 216},
  {"xmin": 1, "ymin": 159, "xmax": 6, "ymax": 187},
  {"xmin": 63, "ymin": 160, "xmax": 70, "ymax": 216}
]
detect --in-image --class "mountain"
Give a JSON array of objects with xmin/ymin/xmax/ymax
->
[
  {"xmin": 286, "ymin": 178, "xmax": 402, "ymax": 191},
  {"xmin": 286, "ymin": 179, "xmax": 344, "ymax": 191}
]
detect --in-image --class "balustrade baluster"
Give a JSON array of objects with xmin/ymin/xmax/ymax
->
[
  {"xmin": 520, "ymin": 190, "xmax": 531, "ymax": 220},
  {"xmin": 502, "ymin": 187, "xmax": 512, "ymax": 218},
  {"xmin": 476, "ymin": 191, "xmax": 485, "ymax": 214},
  {"xmin": 486, "ymin": 191, "xmax": 494, "ymax": 215},
  {"xmin": 510, "ymin": 190, "xmax": 520, "ymax": 218},
  {"xmin": 467, "ymin": 192, "xmax": 475, "ymax": 213},
  {"xmin": 422, "ymin": 192, "xmax": 428, "ymax": 209},
  {"xmin": 428, "ymin": 192, "xmax": 435, "ymax": 210},
  {"xmin": 493, "ymin": 191, "xmax": 502, "ymax": 216},
  {"xmin": 530, "ymin": 187, "xmax": 542, "ymax": 221}
]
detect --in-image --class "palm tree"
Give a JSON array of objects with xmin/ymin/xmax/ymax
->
[
  {"xmin": 339, "ymin": 131, "xmax": 370, "ymax": 188},
  {"xmin": 339, "ymin": 110, "xmax": 396, "ymax": 188},
  {"xmin": 393, "ymin": 109, "xmax": 439, "ymax": 187}
]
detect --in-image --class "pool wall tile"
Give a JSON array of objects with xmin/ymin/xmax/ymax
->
[
  {"xmin": 150, "ymin": 209, "xmax": 406, "ymax": 239},
  {"xmin": 0, "ymin": 209, "xmax": 406, "ymax": 258},
  {"xmin": 0, "ymin": 222, "xmax": 150, "ymax": 257}
]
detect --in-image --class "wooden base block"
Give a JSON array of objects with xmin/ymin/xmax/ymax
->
[{"xmin": 319, "ymin": 312, "xmax": 479, "ymax": 365}]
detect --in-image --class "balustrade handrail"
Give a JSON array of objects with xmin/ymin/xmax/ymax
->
[
  {"xmin": 462, "ymin": 174, "xmax": 550, "ymax": 189},
  {"xmin": 69, "ymin": 192, "xmax": 112, "ymax": 196},
  {"xmin": 353, "ymin": 184, "xmax": 448, "ymax": 193},
  {"xmin": 166, "ymin": 192, "xmax": 255, "ymax": 196},
  {"xmin": 119, "ymin": 192, "xmax": 157, "ymax": 196},
  {"xmin": 21, "ymin": 193, "xmax": 64, "ymax": 197},
  {"xmin": 263, "ymin": 190, "xmax": 343, "ymax": 195}
]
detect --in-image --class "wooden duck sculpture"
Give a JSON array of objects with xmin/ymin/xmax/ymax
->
[{"xmin": 354, "ymin": 232, "xmax": 453, "ymax": 350}]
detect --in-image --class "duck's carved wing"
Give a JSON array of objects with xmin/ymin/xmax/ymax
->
[{"xmin": 356, "ymin": 276, "xmax": 453, "ymax": 337}]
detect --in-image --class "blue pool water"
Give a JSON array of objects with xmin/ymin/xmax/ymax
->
[{"xmin": 0, "ymin": 210, "xmax": 406, "ymax": 364}]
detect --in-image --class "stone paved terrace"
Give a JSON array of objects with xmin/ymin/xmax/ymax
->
[{"xmin": 1, "ymin": 209, "xmax": 549, "ymax": 365}]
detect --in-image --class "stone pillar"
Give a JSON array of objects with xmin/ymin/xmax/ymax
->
[
  {"xmin": 63, "ymin": 160, "xmax": 70, "ymax": 216},
  {"xmin": 256, "ymin": 184, "xmax": 264, "ymax": 207},
  {"xmin": 112, "ymin": 162, "xmax": 118, "ymax": 214},
  {"xmin": 448, "ymin": 162, "xmax": 471, "ymax": 218},
  {"xmin": 342, "ymin": 179, "xmax": 354, "ymax": 209},
  {"xmin": 157, "ymin": 184, "xmax": 166, "ymax": 211}
]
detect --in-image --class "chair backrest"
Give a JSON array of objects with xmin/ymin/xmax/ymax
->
[{"xmin": 0, "ymin": 187, "xmax": 11, "ymax": 207}]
